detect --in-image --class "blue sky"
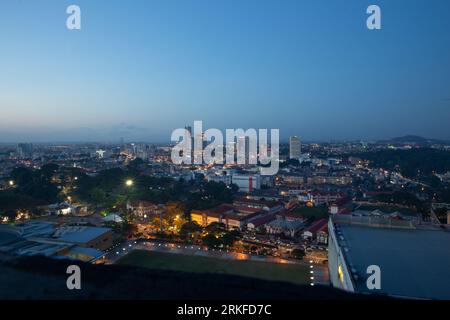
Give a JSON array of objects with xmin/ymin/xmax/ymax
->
[{"xmin": 0, "ymin": 0, "xmax": 449, "ymax": 142}]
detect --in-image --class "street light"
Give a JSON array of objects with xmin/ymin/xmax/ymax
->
[
  {"xmin": 8, "ymin": 180, "xmax": 14, "ymax": 186},
  {"xmin": 125, "ymin": 179, "xmax": 134, "ymax": 187}
]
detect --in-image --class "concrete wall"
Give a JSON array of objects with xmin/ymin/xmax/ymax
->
[{"xmin": 328, "ymin": 219, "xmax": 355, "ymax": 292}]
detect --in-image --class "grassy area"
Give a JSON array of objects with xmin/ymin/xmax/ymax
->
[
  {"xmin": 117, "ymin": 250, "xmax": 311, "ymax": 285},
  {"xmin": 292, "ymin": 206, "xmax": 329, "ymax": 220},
  {"xmin": 358, "ymin": 205, "xmax": 418, "ymax": 216}
]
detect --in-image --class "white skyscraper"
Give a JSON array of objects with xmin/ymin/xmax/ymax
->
[{"xmin": 289, "ymin": 136, "xmax": 301, "ymax": 160}]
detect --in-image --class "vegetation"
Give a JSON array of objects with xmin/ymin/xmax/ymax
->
[
  {"xmin": 351, "ymin": 149, "xmax": 450, "ymax": 178},
  {"xmin": 291, "ymin": 248, "xmax": 306, "ymax": 259},
  {"xmin": 73, "ymin": 167, "xmax": 236, "ymax": 211},
  {"xmin": 373, "ymin": 191, "xmax": 427, "ymax": 213},
  {"xmin": 0, "ymin": 165, "xmax": 60, "ymax": 213},
  {"xmin": 179, "ymin": 221, "xmax": 203, "ymax": 241},
  {"xmin": 292, "ymin": 206, "xmax": 329, "ymax": 221},
  {"xmin": 0, "ymin": 161, "xmax": 236, "ymax": 216}
]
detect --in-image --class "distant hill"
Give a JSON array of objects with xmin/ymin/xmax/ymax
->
[{"xmin": 377, "ymin": 135, "xmax": 448, "ymax": 146}]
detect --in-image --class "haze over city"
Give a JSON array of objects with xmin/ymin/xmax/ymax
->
[{"xmin": 1, "ymin": 0, "xmax": 450, "ymax": 142}]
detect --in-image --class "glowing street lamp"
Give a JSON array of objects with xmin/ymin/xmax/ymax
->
[
  {"xmin": 8, "ymin": 180, "xmax": 14, "ymax": 186},
  {"xmin": 125, "ymin": 179, "xmax": 134, "ymax": 187}
]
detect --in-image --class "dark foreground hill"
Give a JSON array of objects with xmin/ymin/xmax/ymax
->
[{"xmin": 0, "ymin": 255, "xmax": 385, "ymax": 300}]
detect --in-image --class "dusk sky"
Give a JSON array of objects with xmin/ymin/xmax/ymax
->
[{"xmin": 1, "ymin": 0, "xmax": 450, "ymax": 142}]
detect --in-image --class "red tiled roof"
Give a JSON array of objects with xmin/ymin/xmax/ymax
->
[
  {"xmin": 248, "ymin": 214, "xmax": 276, "ymax": 227},
  {"xmin": 305, "ymin": 219, "xmax": 328, "ymax": 234},
  {"xmin": 197, "ymin": 204, "xmax": 234, "ymax": 216},
  {"xmin": 233, "ymin": 206, "xmax": 262, "ymax": 214},
  {"xmin": 234, "ymin": 197, "xmax": 283, "ymax": 208}
]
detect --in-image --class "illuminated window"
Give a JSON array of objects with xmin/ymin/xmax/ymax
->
[{"xmin": 338, "ymin": 265, "xmax": 344, "ymax": 284}]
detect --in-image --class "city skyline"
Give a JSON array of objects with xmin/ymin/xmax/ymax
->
[{"xmin": 1, "ymin": 0, "xmax": 450, "ymax": 142}]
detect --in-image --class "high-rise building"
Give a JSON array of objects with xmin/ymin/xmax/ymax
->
[
  {"xmin": 289, "ymin": 136, "xmax": 301, "ymax": 160},
  {"xmin": 17, "ymin": 143, "xmax": 33, "ymax": 159},
  {"xmin": 184, "ymin": 125, "xmax": 192, "ymax": 138},
  {"xmin": 237, "ymin": 136, "xmax": 251, "ymax": 164},
  {"xmin": 184, "ymin": 125, "xmax": 194, "ymax": 163}
]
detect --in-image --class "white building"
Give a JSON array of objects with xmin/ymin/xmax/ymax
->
[
  {"xmin": 289, "ymin": 136, "xmax": 301, "ymax": 160},
  {"xmin": 232, "ymin": 174, "xmax": 261, "ymax": 193},
  {"xmin": 206, "ymin": 174, "xmax": 232, "ymax": 185}
]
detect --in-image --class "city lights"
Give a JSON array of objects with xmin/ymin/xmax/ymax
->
[{"xmin": 0, "ymin": 0, "xmax": 448, "ymax": 303}]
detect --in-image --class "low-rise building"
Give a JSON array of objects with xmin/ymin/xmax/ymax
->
[
  {"xmin": 232, "ymin": 174, "xmax": 261, "ymax": 193},
  {"xmin": 206, "ymin": 174, "xmax": 232, "ymax": 185},
  {"xmin": 247, "ymin": 214, "xmax": 276, "ymax": 231},
  {"xmin": 127, "ymin": 200, "xmax": 165, "ymax": 219},
  {"xmin": 191, "ymin": 204, "xmax": 264, "ymax": 230},
  {"xmin": 266, "ymin": 218, "xmax": 304, "ymax": 238},
  {"xmin": 302, "ymin": 218, "xmax": 328, "ymax": 244},
  {"xmin": 0, "ymin": 221, "xmax": 113, "ymax": 262},
  {"xmin": 233, "ymin": 197, "xmax": 284, "ymax": 214}
]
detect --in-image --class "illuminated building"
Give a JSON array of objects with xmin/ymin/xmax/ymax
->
[{"xmin": 191, "ymin": 204, "xmax": 264, "ymax": 230}]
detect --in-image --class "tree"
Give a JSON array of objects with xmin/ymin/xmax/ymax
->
[
  {"xmin": 222, "ymin": 230, "xmax": 240, "ymax": 247},
  {"xmin": 291, "ymin": 248, "xmax": 305, "ymax": 259},
  {"xmin": 127, "ymin": 158, "xmax": 144, "ymax": 173},
  {"xmin": 0, "ymin": 210, "xmax": 17, "ymax": 222},
  {"xmin": 203, "ymin": 233, "xmax": 221, "ymax": 248},
  {"xmin": 205, "ymin": 222, "xmax": 226, "ymax": 233},
  {"xmin": 180, "ymin": 221, "xmax": 202, "ymax": 240},
  {"xmin": 41, "ymin": 163, "xmax": 59, "ymax": 179},
  {"xmin": 121, "ymin": 223, "xmax": 138, "ymax": 239}
]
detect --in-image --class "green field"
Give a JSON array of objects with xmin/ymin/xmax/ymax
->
[{"xmin": 117, "ymin": 250, "xmax": 311, "ymax": 285}]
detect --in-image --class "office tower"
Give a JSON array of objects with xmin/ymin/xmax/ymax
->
[
  {"xmin": 289, "ymin": 136, "xmax": 301, "ymax": 160},
  {"xmin": 184, "ymin": 125, "xmax": 194, "ymax": 163},
  {"xmin": 17, "ymin": 143, "xmax": 33, "ymax": 159},
  {"xmin": 184, "ymin": 125, "xmax": 192, "ymax": 136}
]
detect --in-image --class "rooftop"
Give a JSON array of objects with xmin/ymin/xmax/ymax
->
[
  {"xmin": 55, "ymin": 226, "xmax": 111, "ymax": 244},
  {"xmin": 267, "ymin": 218, "xmax": 304, "ymax": 231},
  {"xmin": 305, "ymin": 219, "xmax": 328, "ymax": 233},
  {"xmin": 335, "ymin": 222, "xmax": 450, "ymax": 299}
]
